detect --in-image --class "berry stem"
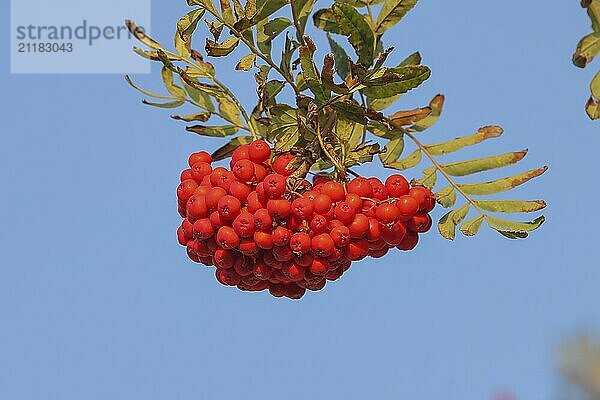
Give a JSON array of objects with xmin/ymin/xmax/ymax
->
[{"xmin": 404, "ymin": 130, "xmax": 487, "ymax": 217}]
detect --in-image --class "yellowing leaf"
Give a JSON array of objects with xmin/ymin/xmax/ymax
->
[
  {"xmin": 438, "ymin": 204, "xmax": 470, "ymax": 240},
  {"xmin": 235, "ymin": 54, "xmax": 256, "ymax": 70},
  {"xmin": 171, "ymin": 112, "xmax": 212, "ymax": 122},
  {"xmin": 485, "ymin": 215, "xmax": 545, "ymax": 239},
  {"xmin": 379, "ymin": 137, "xmax": 405, "ymax": 164},
  {"xmin": 125, "ymin": 20, "xmax": 161, "ymax": 49},
  {"xmin": 384, "ymin": 149, "xmax": 421, "ymax": 170},
  {"xmin": 459, "ymin": 215, "xmax": 485, "ymax": 237},
  {"xmin": 375, "ymin": 0, "xmax": 418, "ymax": 35},
  {"xmin": 175, "ymin": 9, "xmax": 205, "ymax": 58},
  {"xmin": 435, "ymin": 186, "xmax": 456, "ymax": 208},
  {"xmin": 425, "ymin": 126, "xmax": 503, "ymax": 156},
  {"xmin": 186, "ymin": 125, "xmax": 239, "ymax": 137},
  {"xmin": 205, "ymin": 37, "xmax": 240, "ymax": 57},
  {"xmin": 459, "ymin": 167, "xmax": 548, "ymax": 195},
  {"xmin": 573, "ymin": 32, "xmax": 600, "ymax": 68},
  {"xmin": 475, "ymin": 200, "xmax": 546, "ymax": 213},
  {"xmin": 411, "ymin": 94, "xmax": 444, "ymax": 132},
  {"xmin": 441, "ymin": 150, "xmax": 528, "ymax": 177},
  {"xmin": 161, "ymin": 67, "xmax": 187, "ymax": 98}
]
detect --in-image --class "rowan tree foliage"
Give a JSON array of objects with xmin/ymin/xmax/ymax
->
[
  {"xmin": 125, "ymin": 0, "xmax": 547, "ymax": 241},
  {"xmin": 574, "ymin": 0, "xmax": 600, "ymax": 119}
]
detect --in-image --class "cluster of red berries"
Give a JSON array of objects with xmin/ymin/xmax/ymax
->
[{"xmin": 176, "ymin": 140, "xmax": 435, "ymax": 299}]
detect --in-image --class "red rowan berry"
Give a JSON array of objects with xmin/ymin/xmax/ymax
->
[
  {"xmin": 284, "ymin": 283, "xmax": 306, "ymax": 299},
  {"xmin": 267, "ymin": 199, "xmax": 291, "ymax": 220},
  {"xmin": 181, "ymin": 219, "xmax": 194, "ymax": 240},
  {"xmin": 294, "ymin": 253, "xmax": 314, "ymax": 267},
  {"xmin": 209, "ymin": 211, "xmax": 225, "ymax": 228},
  {"xmin": 273, "ymin": 245, "xmax": 294, "ymax": 262},
  {"xmin": 347, "ymin": 177, "xmax": 373, "ymax": 197},
  {"xmin": 253, "ymin": 164, "xmax": 268, "ymax": 181},
  {"xmin": 330, "ymin": 226, "xmax": 351, "ymax": 247},
  {"xmin": 345, "ymin": 192, "xmax": 364, "ymax": 212},
  {"xmin": 369, "ymin": 178, "xmax": 389, "ymax": 201},
  {"xmin": 186, "ymin": 194, "xmax": 209, "ymax": 219},
  {"xmin": 368, "ymin": 238, "xmax": 388, "ymax": 251},
  {"xmin": 206, "ymin": 237, "xmax": 219, "ymax": 252},
  {"xmin": 327, "ymin": 246, "xmax": 344, "ymax": 262},
  {"xmin": 306, "ymin": 279, "xmax": 326, "ymax": 291},
  {"xmin": 311, "ymin": 233, "xmax": 335, "ymax": 257},
  {"xmin": 209, "ymin": 167, "xmax": 228, "ymax": 186},
  {"xmin": 271, "ymin": 153, "xmax": 295, "ymax": 176},
  {"xmin": 409, "ymin": 186, "xmax": 436, "ymax": 212},
  {"xmin": 177, "ymin": 179, "xmax": 198, "ymax": 202},
  {"xmin": 216, "ymin": 226, "xmax": 240, "ymax": 249},
  {"xmin": 232, "ymin": 212, "xmax": 255, "ymax": 238},
  {"xmin": 381, "ymin": 221, "xmax": 407, "ymax": 246},
  {"xmin": 282, "ymin": 263, "xmax": 305, "ymax": 282},
  {"xmin": 290, "ymin": 232, "xmax": 311, "ymax": 254},
  {"xmin": 193, "ymin": 185, "xmax": 210, "ymax": 197},
  {"xmin": 213, "ymin": 248, "xmax": 235, "ymax": 269},
  {"xmin": 272, "ymin": 226, "xmax": 292, "ymax": 247},
  {"xmin": 188, "ymin": 151, "xmax": 212, "ymax": 167},
  {"xmin": 205, "ymin": 187, "xmax": 227, "ymax": 211},
  {"xmin": 239, "ymin": 239, "xmax": 259, "ymax": 255},
  {"xmin": 263, "ymin": 174, "xmax": 287, "ymax": 199},
  {"xmin": 177, "ymin": 227, "xmax": 187, "ymax": 246},
  {"xmin": 193, "ymin": 218, "xmax": 214, "ymax": 239},
  {"xmin": 310, "ymin": 258, "xmax": 329, "ymax": 276},
  {"xmin": 199, "ymin": 256, "xmax": 214, "ymax": 266},
  {"xmin": 385, "ymin": 174, "xmax": 410, "ymax": 197},
  {"xmin": 370, "ymin": 247, "xmax": 389, "ymax": 258},
  {"xmin": 375, "ymin": 203, "xmax": 401, "ymax": 224},
  {"xmin": 309, "ymin": 214, "xmax": 328, "ymax": 234},
  {"xmin": 254, "ymin": 230, "xmax": 274, "ymax": 250},
  {"xmin": 263, "ymin": 251, "xmax": 282, "ymax": 268},
  {"xmin": 397, "ymin": 231, "xmax": 419, "ymax": 250},
  {"xmin": 231, "ymin": 144, "xmax": 250, "ymax": 164},
  {"xmin": 325, "ymin": 266, "xmax": 344, "ymax": 281},
  {"xmin": 408, "ymin": 214, "xmax": 432, "ymax": 233},
  {"xmin": 291, "ymin": 197, "xmax": 314, "ymax": 220},
  {"xmin": 346, "ymin": 239, "xmax": 370, "ymax": 261},
  {"xmin": 247, "ymin": 191, "xmax": 266, "ymax": 213},
  {"xmin": 248, "ymin": 139, "xmax": 272, "ymax": 163},
  {"xmin": 253, "ymin": 262, "xmax": 273, "ymax": 280},
  {"xmin": 396, "ymin": 195, "xmax": 419, "ymax": 220},
  {"xmin": 253, "ymin": 208, "xmax": 273, "ymax": 230},
  {"xmin": 328, "ymin": 219, "xmax": 344, "ymax": 229},
  {"xmin": 334, "ymin": 201, "xmax": 356, "ymax": 224},
  {"xmin": 321, "ymin": 181, "xmax": 346, "ymax": 202},
  {"xmin": 349, "ymin": 213, "xmax": 370, "ymax": 239},
  {"xmin": 181, "ymin": 169, "xmax": 193, "ymax": 182},
  {"xmin": 232, "ymin": 159, "xmax": 255, "ymax": 181},
  {"xmin": 191, "ymin": 161, "xmax": 212, "ymax": 181},
  {"xmin": 313, "ymin": 193, "xmax": 332, "ymax": 215},
  {"xmin": 228, "ymin": 181, "xmax": 252, "ymax": 203},
  {"xmin": 214, "ymin": 171, "xmax": 236, "ymax": 191},
  {"xmin": 217, "ymin": 195, "xmax": 242, "ymax": 221},
  {"xmin": 312, "ymin": 174, "xmax": 331, "ymax": 185},
  {"xmin": 233, "ymin": 256, "xmax": 254, "ymax": 276},
  {"xmin": 216, "ymin": 268, "xmax": 241, "ymax": 286},
  {"xmin": 366, "ymin": 217, "xmax": 383, "ymax": 241}
]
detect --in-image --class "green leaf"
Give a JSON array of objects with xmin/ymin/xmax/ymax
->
[
  {"xmin": 212, "ymin": 136, "xmax": 254, "ymax": 160},
  {"xmin": 268, "ymin": 104, "xmax": 299, "ymax": 141},
  {"xmin": 175, "ymin": 9, "xmax": 205, "ymax": 58},
  {"xmin": 142, "ymin": 99, "xmax": 186, "ymax": 108},
  {"xmin": 171, "ymin": 112, "xmax": 211, "ymax": 122},
  {"xmin": 125, "ymin": 75, "xmax": 175, "ymax": 100},
  {"xmin": 219, "ymin": 0, "xmax": 236, "ymax": 24},
  {"xmin": 263, "ymin": 17, "xmax": 293, "ymax": 41},
  {"xmin": 181, "ymin": 80, "xmax": 216, "ymax": 112},
  {"xmin": 414, "ymin": 166, "xmax": 437, "ymax": 189},
  {"xmin": 573, "ymin": 32, "xmax": 600, "ymax": 68},
  {"xmin": 186, "ymin": 125, "xmax": 239, "ymax": 137},
  {"xmin": 205, "ymin": 37, "xmax": 240, "ymax": 57},
  {"xmin": 161, "ymin": 67, "xmax": 187, "ymax": 99},
  {"xmin": 438, "ymin": 204, "xmax": 470, "ymax": 240},
  {"xmin": 459, "ymin": 167, "xmax": 548, "ymax": 195},
  {"xmin": 299, "ymin": 38, "xmax": 330, "ymax": 105},
  {"xmin": 424, "ymin": 126, "xmax": 503, "ymax": 156},
  {"xmin": 375, "ymin": 0, "xmax": 418, "ymax": 35},
  {"xmin": 275, "ymin": 130, "xmax": 300, "ymax": 151},
  {"xmin": 587, "ymin": 0, "xmax": 600, "ymax": 32},
  {"xmin": 346, "ymin": 143, "xmax": 381, "ymax": 166},
  {"xmin": 233, "ymin": 0, "xmax": 289, "ymax": 31},
  {"xmin": 292, "ymin": 0, "xmax": 316, "ymax": 38},
  {"xmin": 327, "ymin": 34, "xmax": 351, "ymax": 80},
  {"xmin": 332, "ymin": 3, "xmax": 376, "ymax": 66},
  {"xmin": 125, "ymin": 20, "xmax": 162, "ymax": 50},
  {"xmin": 313, "ymin": 9, "xmax": 343, "ymax": 34},
  {"xmin": 384, "ymin": 149, "xmax": 421, "ymax": 170},
  {"xmin": 399, "ymin": 51, "xmax": 422, "ymax": 66},
  {"xmin": 459, "ymin": 215, "xmax": 485, "ymax": 237},
  {"xmin": 441, "ymin": 150, "xmax": 528, "ymax": 177},
  {"xmin": 217, "ymin": 96, "xmax": 243, "ymax": 125},
  {"xmin": 379, "ymin": 137, "xmax": 405, "ymax": 164},
  {"xmin": 475, "ymin": 200, "xmax": 547, "ymax": 213},
  {"xmin": 587, "ymin": 70, "xmax": 600, "ymax": 120},
  {"xmin": 485, "ymin": 215, "xmax": 545, "ymax": 239},
  {"xmin": 362, "ymin": 65, "xmax": 431, "ymax": 99},
  {"xmin": 236, "ymin": 54, "xmax": 256, "ymax": 70},
  {"xmin": 411, "ymin": 94, "xmax": 444, "ymax": 132},
  {"xmin": 435, "ymin": 186, "xmax": 456, "ymax": 208}
]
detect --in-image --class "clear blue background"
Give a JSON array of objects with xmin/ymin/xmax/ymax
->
[{"xmin": 1, "ymin": 1, "xmax": 598, "ymax": 399}]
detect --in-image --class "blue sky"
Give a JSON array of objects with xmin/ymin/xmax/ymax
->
[{"xmin": 1, "ymin": 1, "xmax": 599, "ymax": 399}]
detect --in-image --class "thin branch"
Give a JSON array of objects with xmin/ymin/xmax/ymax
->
[{"xmin": 289, "ymin": 0, "xmax": 307, "ymax": 46}]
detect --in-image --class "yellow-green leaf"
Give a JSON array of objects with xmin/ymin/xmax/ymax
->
[
  {"xmin": 217, "ymin": 96, "xmax": 242, "ymax": 125},
  {"xmin": 186, "ymin": 125, "xmax": 239, "ymax": 137},
  {"xmin": 205, "ymin": 37, "xmax": 240, "ymax": 57},
  {"xmin": 125, "ymin": 20, "xmax": 161, "ymax": 50},
  {"xmin": 275, "ymin": 130, "xmax": 300, "ymax": 152},
  {"xmin": 375, "ymin": 0, "xmax": 418, "ymax": 35},
  {"xmin": 435, "ymin": 185, "xmax": 456, "ymax": 208},
  {"xmin": 175, "ymin": 9, "xmax": 205, "ymax": 58},
  {"xmin": 587, "ymin": 70, "xmax": 600, "ymax": 120},
  {"xmin": 236, "ymin": 54, "xmax": 256, "ymax": 70},
  {"xmin": 384, "ymin": 149, "xmax": 421, "ymax": 170},
  {"xmin": 475, "ymin": 200, "xmax": 547, "ymax": 213},
  {"xmin": 485, "ymin": 215, "xmax": 545, "ymax": 239},
  {"xmin": 161, "ymin": 67, "xmax": 187, "ymax": 98},
  {"xmin": 459, "ymin": 167, "xmax": 548, "ymax": 195},
  {"xmin": 362, "ymin": 65, "xmax": 431, "ymax": 99},
  {"xmin": 459, "ymin": 215, "xmax": 485, "ymax": 237},
  {"xmin": 425, "ymin": 126, "xmax": 503, "ymax": 156},
  {"xmin": 573, "ymin": 32, "xmax": 600, "ymax": 68},
  {"xmin": 171, "ymin": 112, "xmax": 211, "ymax": 122},
  {"xmin": 292, "ymin": 0, "xmax": 316, "ymax": 38},
  {"xmin": 379, "ymin": 137, "xmax": 405, "ymax": 165},
  {"xmin": 142, "ymin": 99, "xmax": 186, "ymax": 108},
  {"xmin": 438, "ymin": 204, "xmax": 470, "ymax": 240},
  {"xmin": 125, "ymin": 75, "xmax": 175, "ymax": 100},
  {"xmin": 441, "ymin": 150, "xmax": 527, "ymax": 177},
  {"xmin": 414, "ymin": 167, "xmax": 437, "ymax": 189}
]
